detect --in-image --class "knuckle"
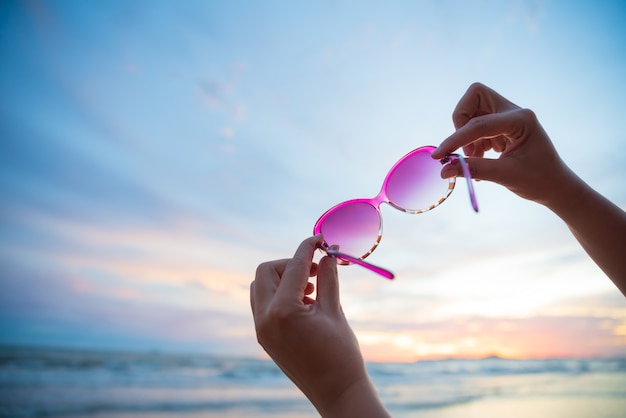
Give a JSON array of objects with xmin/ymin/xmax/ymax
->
[
  {"xmin": 454, "ymin": 83, "xmax": 489, "ymax": 129},
  {"xmin": 517, "ymin": 108, "xmax": 538, "ymax": 124},
  {"xmin": 465, "ymin": 115, "xmax": 485, "ymax": 130},
  {"xmin": 452, "ymin": 112, "xmax": 466, "ymax": 127},
  {"xmin": 255, "ymin": 261, "xmax": 273, "ymax": 278},
  {"xmin": 468, "ymin": 81, "xmax": 487, "ymax": 94}
]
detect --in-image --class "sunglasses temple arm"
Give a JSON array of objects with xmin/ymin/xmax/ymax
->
[
  {"xmin": 325, "ymin": 249, "xmax": 395, "ymax": 280},
  {"xmin": 453, "ymin": 154, "xmax": 479, "ymax": 212}
]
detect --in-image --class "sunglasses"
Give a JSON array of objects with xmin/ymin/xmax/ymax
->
[{"xmin": 313, "ymin": 145, "xmax": 478, "ymax": 279}]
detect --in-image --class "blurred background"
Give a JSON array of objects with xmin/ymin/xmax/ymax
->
[{"xmin": 1, "ymin": 0, "xmax": 626, "ymax": 416}]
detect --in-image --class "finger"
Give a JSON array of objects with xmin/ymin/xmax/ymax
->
[
  {"xmin": 304, "ymin": 281, "xmax": 315, "ymax": 295},
  {"xmin": 465, "ymin": 139, "xmax": 491, "ymax": 157},
  {"xmin": 253, "ymin": 259, "xmax": 290, "ymax": 311},
  {"xmin": 462, "ymin": 143, "xmax": 477, "ymax": 157},
  {"xmin": 266, "ymin": 258, "xmax": 292, "ymax": 277},
  {"xmin": 274, "ymin": 234, "xmax": 325, "ymax": 303},
  {"xmin": 433, "ymin": 109, "xmax": 527, "ymax": 159},
  {"xmin": 310, "ymin": 262, "xmax": 319, "ymax": 278},
  {"xmin": 452, "ymin": 82, "xmax": 519, "ymax": 129},
  {"xmin": 315, "ymin": 253, "xmax": 340, "ymax": 310},
  {"xmin": 441, "ymin": 155, "xmax": 507, "ymax": 184},
  {"xmin": 492, "ymin": 137, "xmax": 508, "ymax": 153}
]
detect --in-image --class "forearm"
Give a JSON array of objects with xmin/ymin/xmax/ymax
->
[{"xmin": 543, "ymin": 168, "xmax": 626, "ymax": 295}]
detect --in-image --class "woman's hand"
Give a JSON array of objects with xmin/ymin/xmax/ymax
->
[
  {"xmin": 250, "ymin": 235, "xmax": 390, "ymax": 417},
  {"xmin": 432, "ymin": 82, "xmax": 573, "ymax": 206},
  {"xmin": 433, "ymin": 82, "xmax": 626, "ymax": 294}
]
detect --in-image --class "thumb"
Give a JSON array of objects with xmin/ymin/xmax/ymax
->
[
  {"xmin": 443, "ymin": 157, "xmax": 506, "ymax": 185},
  {"xmin": 315, "ymin": 254, "xmax": 341, "ymax": 310}
]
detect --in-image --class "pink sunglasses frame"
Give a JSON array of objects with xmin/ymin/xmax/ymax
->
[{"xmin": 313, "ymin": 145, "xmax": 478, "ymax": 279}]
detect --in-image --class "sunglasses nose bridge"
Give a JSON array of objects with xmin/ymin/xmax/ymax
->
[{"xmin": 372, "ymin": 189, "xmax": 390, "ymax": 208}]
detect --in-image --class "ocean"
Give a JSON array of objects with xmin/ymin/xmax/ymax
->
[{"xmin": 1, "ymin": 346, "xmax": 625, "ymax": 418}]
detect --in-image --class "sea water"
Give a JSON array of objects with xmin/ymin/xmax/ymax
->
[{"xmin": 1, "ymin": 346, "xmax": 625, "ymax": 418}]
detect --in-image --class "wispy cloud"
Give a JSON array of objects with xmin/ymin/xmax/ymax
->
[{"xmin": 1, "ymin": 0, "xmax": 625, "ymax": 361}]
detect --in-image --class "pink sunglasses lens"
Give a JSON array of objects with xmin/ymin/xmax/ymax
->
[
  {"xmin": 316, "ymin": 201, "xmax": 380, "ymax": 258},
  {"xmin": 385, "ymin": 148, "xmax": 450, "ymax": 211}
]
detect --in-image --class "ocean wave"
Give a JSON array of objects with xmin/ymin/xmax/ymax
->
[
  {"xmin": 1, "ymin": 346, "xmax": 625, "ymax": 418},
  {"xmin": 366, "ymin": 357, "xmax": 626, "ymax": 380},
  {"xmin": 0, "ymin": 397, "xmax": 315, "ymax": 418}
]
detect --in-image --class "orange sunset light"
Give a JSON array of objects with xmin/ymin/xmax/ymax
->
[{"xmin": 356, "ymin": 315, "xmax": 626, "ymax": 363}]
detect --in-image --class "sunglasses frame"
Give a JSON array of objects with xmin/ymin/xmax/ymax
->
[{"xmin": 313, "ymin": 146, "xmax": 478, "ymax": 279}]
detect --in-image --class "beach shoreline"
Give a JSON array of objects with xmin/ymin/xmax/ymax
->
[{"xmin": 1, "ymin": 346, "xmax": 624, "ymax": 418}]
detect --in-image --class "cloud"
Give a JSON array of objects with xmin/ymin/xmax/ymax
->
[
  {"xmin": 198, "ymin": 64, "xmax": 247, "ymax": 123},
  {"xmin": 2, "ymin": 0, "xmax": 625, "ymax": 362},
  {"xmin": 0, "ymin": 222, "xmax": 258, "ymax": 355},
  {"xmin": 220, "ymin": 125, "xmax": 235, "ymax": 139}
]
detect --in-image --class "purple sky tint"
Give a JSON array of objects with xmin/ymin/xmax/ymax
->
[{"xmin": 1, "ymin": 0, "xmax": 625, "ymax": 360}]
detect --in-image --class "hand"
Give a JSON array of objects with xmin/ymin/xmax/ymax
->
[
  {"xmin": 432, "ymin": 82, "xmax": 574, "ymax": 207},
  {"xmin": 433, "ymin": 83, "xmax": 626, "ymax": 294},
  {"xmin": 250, "ymin": 235, "xmax": 389, "ymax": 417}
]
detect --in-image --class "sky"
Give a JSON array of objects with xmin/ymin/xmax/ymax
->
[{"xmin": 1, "ymin": 0, "xmax": 625, "ymax": 362}]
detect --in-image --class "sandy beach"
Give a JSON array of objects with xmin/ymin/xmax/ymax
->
[{"xmin": 414, "ymin": 396, "xmax": 626, "ymax": 418}]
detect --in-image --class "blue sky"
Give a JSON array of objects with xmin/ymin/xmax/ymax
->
[{"xmin": 1, "ymin": 0, "xmax": 625, "ymax": 360}]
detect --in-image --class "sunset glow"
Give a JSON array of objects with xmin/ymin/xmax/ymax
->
[{"xmin": 1, "ymin": 0, "xmax": 625, "ymax": 362}]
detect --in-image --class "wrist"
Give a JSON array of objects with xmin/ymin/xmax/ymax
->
[
  {"xmin": 539, "ymin": 164, "xmax": 590, "ymax": 217},
  {"xmin": 317, "ymin": 374, "xmax": 390, "ymax": 418}
]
